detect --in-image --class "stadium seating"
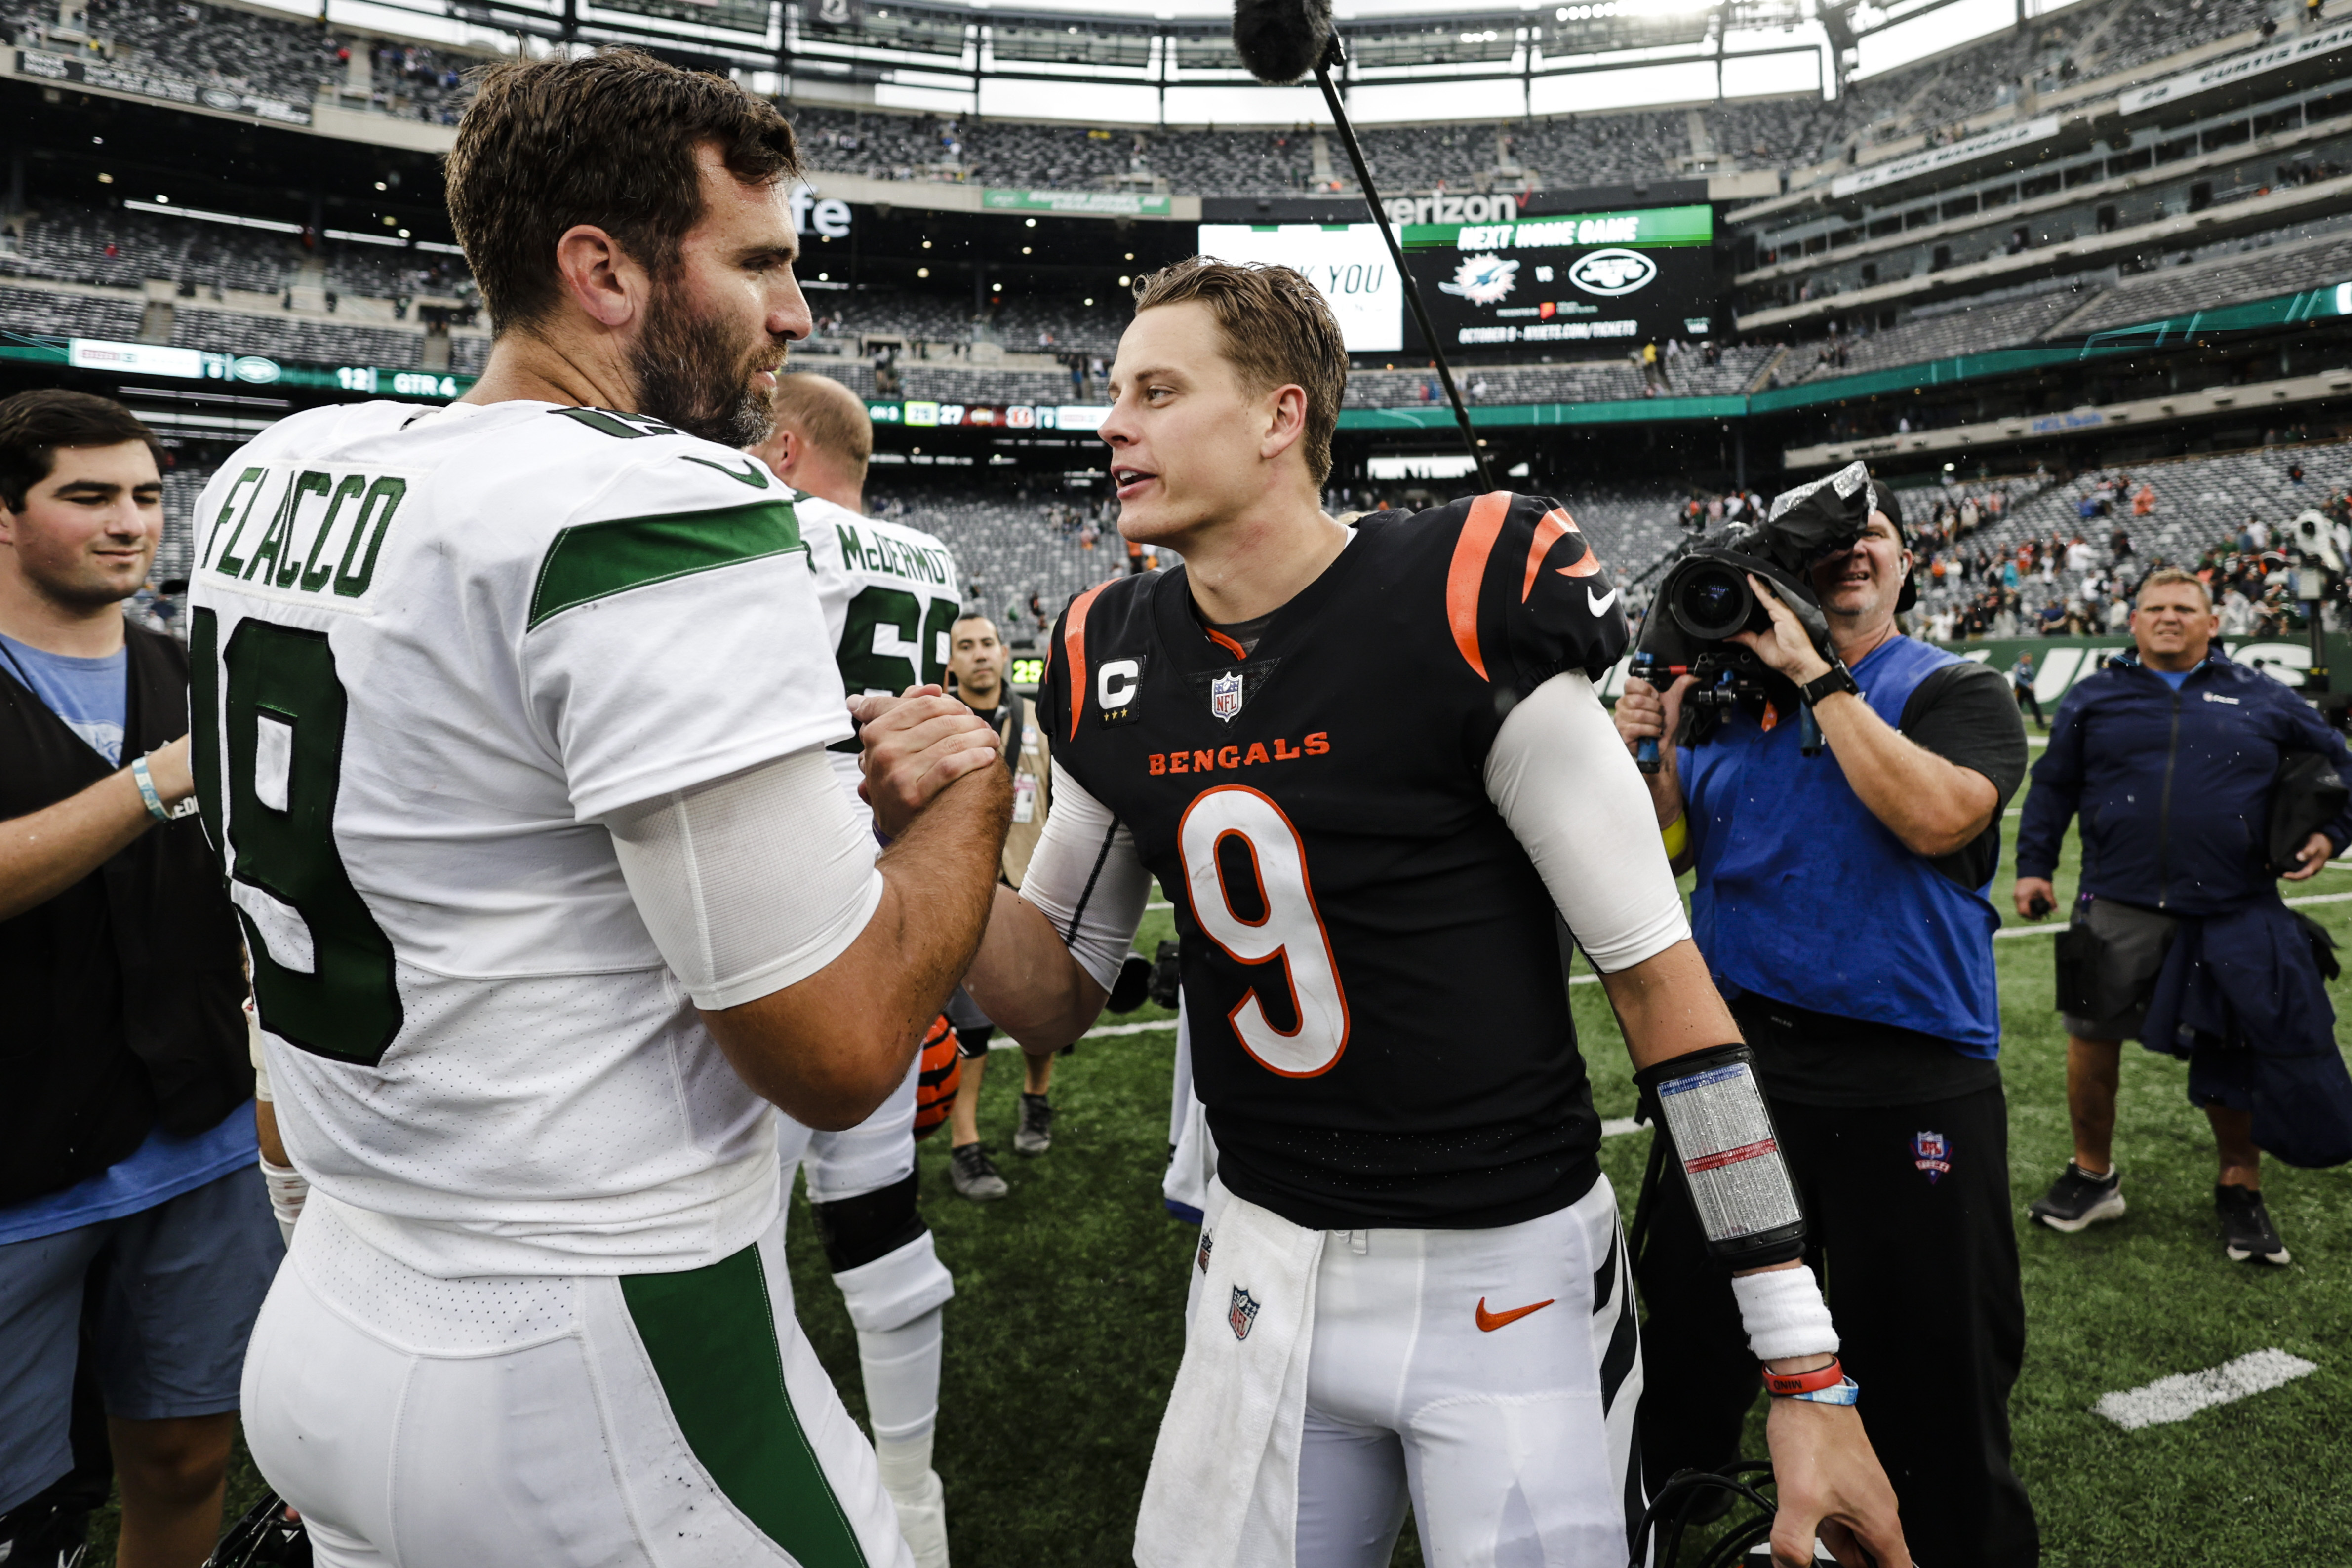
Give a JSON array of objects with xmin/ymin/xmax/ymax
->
[
  {"xmin": 1, "ymin": 0, "xmax": 480, "ymax": 123},
  {"xmin": 1908, "ymin": 442, "xmax": 2339, "ymax": 629},
  {"xmin": 0, "ymin": 282, "xmax": 144, "ymax": 339},
  {"xmin": 863, "ymin": 472, "xmax": 1691, "ymax": 633}
]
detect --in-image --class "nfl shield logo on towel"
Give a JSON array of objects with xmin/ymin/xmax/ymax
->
[
  {"xmin": 1209, "ymin": 670, "xmax": 1244, "ymax": 722},
  {"xmin": 1196, "ymin": 1231, "xmax": 1214, "ymax": 1274},
  {"xmin": 1913, "ymin": 1131, "xmax": 1951, "ymax": 1184},
  {"xmin": 1228, "ymin": 1286, "xmax": 1260, "ymax": 1340}
]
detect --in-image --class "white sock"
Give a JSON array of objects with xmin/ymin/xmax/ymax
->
[
  {"xmin": 874, "ymin": 1429, "xmax": 936, "ymax": 1498},
  {"xmin": 857, "ymin": 1306, "xmax": 944, "ymax": 1449}
]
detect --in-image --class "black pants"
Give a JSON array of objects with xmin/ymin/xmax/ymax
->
[
  {"xmin": 2013, "ymin": 684, "xmax": 2043, "ymax": 724},
  {"xmin": 1636, "ymin": 1084, "xmax": 2039, "ymax": 1568}
]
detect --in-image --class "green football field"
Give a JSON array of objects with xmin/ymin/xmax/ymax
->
[{"xmin": 106, "ymin": 773, "xmax": 2352, "ymax": 1566}]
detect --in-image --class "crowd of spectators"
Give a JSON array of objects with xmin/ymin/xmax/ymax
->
[{"xmin": 1910, "ymin": 449, "xmax": 2352, "ymax": 642}]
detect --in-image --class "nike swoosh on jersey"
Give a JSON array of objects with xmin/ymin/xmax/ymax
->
[
  {"xmin": 679, "ymin": 455, "xmax": 771, "ymax": 489},
  {"xmin": 1583, "ymin": 586, "xmax": 1618, "ymax": 616},
  {"xmin": 1475, "ymin": 1295, "xmax": 1556, "ymax": 1332}
]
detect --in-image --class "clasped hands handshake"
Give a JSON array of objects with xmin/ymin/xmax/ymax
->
[{"xmin": 850, "ymin": 687, "xmax": 1004, "ymax": 835}]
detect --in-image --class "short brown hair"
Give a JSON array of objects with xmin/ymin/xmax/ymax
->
[
  {"xmin": 446, "ymin": 48, "xmax": 800, "ymax": 335},
  {"xmin": 769, "ymin": 372, "xmax": 873, "ymax": 485},
  {"xmin": 0, "ymin": 390, "xmax": 161, "ymax": 510},
  {"xmin": 2138, "ymin": 567, "xmax": 2213, "ymax": 609},
  {"xmin": 1132, "ymin": 257, "xmax": 1345, "ymax": 486}
]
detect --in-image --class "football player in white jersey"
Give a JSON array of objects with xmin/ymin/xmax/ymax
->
[
  {"xmin": 744, "ymin": 371, "xmax": 965, "ymax": 1568},
  {"xmin": 192, "ymin": 51, "xmax": 1008, "ymax": 1568}
]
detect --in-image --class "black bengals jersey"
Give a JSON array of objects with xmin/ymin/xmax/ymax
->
[{"xmin": 1042, "ymin": 491, "xmax": 1630, "ymax": 1231}]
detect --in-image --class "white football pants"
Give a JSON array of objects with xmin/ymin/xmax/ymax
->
[
  {"xmin": 243, "ymin": 1193, "xmax": 911, "ymax": 1568},
  {"xmin": 1189, "ymin": 1175, "xmax": 1645, "ymax": 1568}
]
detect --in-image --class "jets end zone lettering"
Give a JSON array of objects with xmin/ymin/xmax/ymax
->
[{"xmin": 200, "ymin": 465, "xmax": 408, "ymax": 606}]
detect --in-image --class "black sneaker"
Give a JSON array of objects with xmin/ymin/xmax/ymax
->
[
  {"xmin": 2029, "ymin": 1163, "xmax": 2126, "ymax": 1233},
  {"xmin": 2217, "ymin": 1183, "xmax": 2290, "ymax": 1265},
  {"xmin": 1013, "ymin": 1092, "xmax": 1053, "ymax": 1155},
  {"xmin": 949, "ymin": 1142, "xmax": 1008, "ymax": 1201}
]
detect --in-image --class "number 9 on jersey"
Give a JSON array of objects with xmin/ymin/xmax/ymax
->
[{"xmin": 1177, "ymin": 785, "xmax": 1350, "ymax": 1078}]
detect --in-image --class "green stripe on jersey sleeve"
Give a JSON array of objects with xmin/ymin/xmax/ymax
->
[
  {"xmin": 619, "ymin": 1244, "xmax": 870, "ymax": 1568},
  {"xmin": 528, "ymin": 499, "xmax": 802, "ymax": 629}
]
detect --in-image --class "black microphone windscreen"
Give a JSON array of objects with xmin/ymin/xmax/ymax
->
[{"xmin": 1232, "ymin": 0, "xmax": 1333, "ymax": 84}]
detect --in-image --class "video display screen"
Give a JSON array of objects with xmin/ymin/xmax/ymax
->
[
  {"xmin": 1195, "ymin": 223, "xmax": 1404, "ymax": 353},
  {"xmin": 1401, "ymin": 204, "xmax": 1721, "ymax": 356}
]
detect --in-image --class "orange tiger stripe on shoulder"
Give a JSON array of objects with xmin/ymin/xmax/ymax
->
[
  {"xmin": 1445, "ymin": 491, "xmax": 1516, "ymax": 681},
  {"xmin": 1062, "ymin": 581, "xmax": 1112, "ymax": 740},
  {"xmin": 1525, "ymin": 505, "xmax": 1602, "ymax": 593}
]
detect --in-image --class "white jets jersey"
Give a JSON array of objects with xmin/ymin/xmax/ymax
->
[
  {"xmin": 796, "ymin": 491, "xmax": 963, "ymax": 797},
  {"xmin": 187, "ymin": 399, "xmax": 852, "ymax": 1278}
]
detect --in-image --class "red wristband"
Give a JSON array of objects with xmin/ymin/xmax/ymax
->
[{"xmin": 1761, "ymin": 1358, "xmax": 1845, "ymax": 1397}]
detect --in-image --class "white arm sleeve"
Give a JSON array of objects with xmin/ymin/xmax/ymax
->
[
  {"xmin": 1483, "ymin": 671, "xmax": 1692, "ymax": 975},
  {"xmin": 604, "ymin": 748, "xmax": 886, "ymax": 1011},
  {"xmin": 1016, "ymin": 761, "xmax": 1154, "ymax": 993}
]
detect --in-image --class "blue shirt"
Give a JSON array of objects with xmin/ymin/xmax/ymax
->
[
  {"xmin": 2153, "ymin": 667, "xmax": 2192, "ymax": 690},
  {"xmin": 0, "ymin": 1114, "xmax": 258, "ymax": 1245},
  {"xmin": 0, "ymin": 628, "xmax": 255, "ymax": 1244},
  {"xmin": 0, "ymin": 631, "xmax": 127, "ymax": 764}
]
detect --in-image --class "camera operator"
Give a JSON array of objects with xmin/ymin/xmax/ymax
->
[
  {"xmin": 2015, "ymin": 569, "xmax": 2352, "ymax": 1266},
  {"xmin": 1615, "ymin": 473, "xmax": 2037, "ymax": 1565}
]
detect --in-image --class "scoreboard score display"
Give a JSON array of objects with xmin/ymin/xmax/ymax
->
[{"xmin": 1401, "ymin": 204, "xmax": 1720, "ymax": 357}]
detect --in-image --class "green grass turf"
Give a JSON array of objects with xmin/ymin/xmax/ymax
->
[{"xmin": 93, "ymin": 775, "xmax": 2352, "ymax": 1566}]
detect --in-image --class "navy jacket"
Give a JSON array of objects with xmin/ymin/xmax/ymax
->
[{"xmin": 2017, "ymin": 649, "xmax": 2352, "ymax": 914}]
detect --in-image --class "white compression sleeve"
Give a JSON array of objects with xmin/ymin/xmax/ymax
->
[
  {"xmin": 1017, "ymin": 761, "xmax": 1154, "ymax": 993},
  {"xmin": 1483, "ymin": 671, "xmax": 1692, "ymax": 974},
  {"xmin": 604, "ymin": 748, "xmax": 886, "ymax": 1011}
]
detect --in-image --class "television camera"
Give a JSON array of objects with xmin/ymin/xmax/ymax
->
[{"xmin": 1631, "ymin": 461, "xmax": 1882, "ymax": 772}]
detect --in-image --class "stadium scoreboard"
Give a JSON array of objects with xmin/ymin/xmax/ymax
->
[
  {"xmin": 1403, "ymin": 205, "xmax": 1718, "ymax": 354},
  {"xmin": 1199, "ymin": 205, "xmax": 1720, "ymax": 359}
]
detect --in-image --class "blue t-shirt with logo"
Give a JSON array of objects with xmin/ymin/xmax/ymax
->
[
  {"xmin": 0, "ymin": 629, "xmax": 256, "ymax": 1246},
  {"xmin": 0, "ymin": 631, "xmax": 128, "ymax": 763}
]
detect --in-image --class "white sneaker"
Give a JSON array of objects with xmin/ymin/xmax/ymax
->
[{"xmin": 885, "ymin": 1467, "xmax": 950, "ymax": 1568}]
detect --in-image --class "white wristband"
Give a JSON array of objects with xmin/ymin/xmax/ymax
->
[
  {"xmin": 1731, "ymin": 1264, "xmax": 1839, "ymax": 1361},
  {"xmin": 260, "ymin": 1154, "xmax": 308, "ymax": 1247}
]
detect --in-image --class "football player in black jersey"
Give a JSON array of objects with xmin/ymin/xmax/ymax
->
[{"xmin": 861, "ymin": 260, "xmax": 1911, "ymax": 1568}]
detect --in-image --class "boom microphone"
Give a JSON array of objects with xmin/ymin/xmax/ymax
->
[
  {"xmin": 1232, "ymin": 0, "xmax": 1332, "ymax": 84},
  {"xmin": 1229, "ymin": 0, "xmax": 1493, "ymax": 490}
]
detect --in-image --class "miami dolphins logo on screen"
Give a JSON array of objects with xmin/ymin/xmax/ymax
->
[
  {"xmin": 1568, "ymin": 248, "xmax": 1657, "ymax": 297},
  {"xmin": 1439, "ymin": 253, "xmax": 1518, "ymax": 306}
]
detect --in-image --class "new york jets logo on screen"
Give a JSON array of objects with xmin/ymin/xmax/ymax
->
[{"xmin": 1568, "ymin": 248, "xmax": 1657, "ymax": 297}]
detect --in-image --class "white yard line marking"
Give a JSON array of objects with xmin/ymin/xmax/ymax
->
[
  {"xmin": 1146, "ymin": 901, "xmax": 1172, "ymax": 910},
  {"xmin": 1995, "ymin": 889, "xmax": 2352, "ymax": 939},
  {"xmin": 1601, "ymin": 1117, "xmax": 1643, "ymax": 1138},
  {"xmin": 1073, "ymin": 1019, "xmax": 1180, "ymax": 1042},
  {"xmin": 2094, "ymin": 1349, "xmax": 2317, "ymax": 1430}
]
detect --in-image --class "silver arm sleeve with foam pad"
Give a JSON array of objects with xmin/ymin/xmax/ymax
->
[
  {"xmin": 604, "ymin": 748, "xmax": 886, "ymax": 1012},
  {"xmin": 1482, "ymin": 670, "xmax": 1692, "ymax": 974},
  {"xmin": 1016, "ymin": 761, "xmax": 1154, "ymax": 994}
]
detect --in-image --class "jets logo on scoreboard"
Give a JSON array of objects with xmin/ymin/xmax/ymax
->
[{"xmin": 1569, "ymin": 248, "xmax": 1658, "ymax": 297}]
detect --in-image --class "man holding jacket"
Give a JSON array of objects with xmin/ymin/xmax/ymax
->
[{"xmin": 2016, "ymin": 568, "xmax": 2352, "ymax": 1265}]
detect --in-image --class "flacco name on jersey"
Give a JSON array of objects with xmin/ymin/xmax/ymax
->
[{"xmin": 1043, "ymin": 491, "xmax": 1629, "ymax": 1232}]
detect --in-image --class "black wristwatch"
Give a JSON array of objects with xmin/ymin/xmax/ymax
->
[{"xmin": 1797, "ymin": 660, "xmax": 1859, "ymax": 708}]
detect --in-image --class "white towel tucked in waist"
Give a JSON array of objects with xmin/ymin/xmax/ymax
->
[{"xmin": 1135, "ymin": 1177, "xmax": 1326, "ymax": 1568}]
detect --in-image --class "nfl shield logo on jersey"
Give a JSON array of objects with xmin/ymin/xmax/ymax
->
[
  {"xmin": 1913, "ymin": 1131, "xmax": 1951, "ymax": 1184},
  {"xmin": 1228, "ymin": 1285, "xmax": 1260, "ymax": 1340},
  {"xmin": 1209, "ymin": 670, "xmax": 1244, "ymax": 723}
]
